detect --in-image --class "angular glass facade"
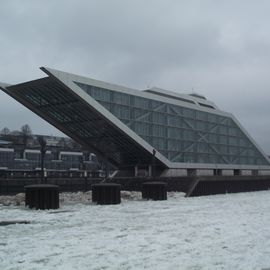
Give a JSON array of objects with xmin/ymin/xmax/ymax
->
[
  {"xmin": 76, "ymin": 82, "xmax": 269, "ymax": 166},
  {"xmin": 3, "ymin": 67, "xmax": 269, "ymax": 170}
]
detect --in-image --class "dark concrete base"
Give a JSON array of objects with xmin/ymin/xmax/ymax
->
[
  {"xmin": 189, "ymin": 177, "xmax": 270, "ymax": 196},
  {"xmin": 2, "ymin": 175, "xmax": 270, "ymax": 198},
  {"xmin": 25, "ymin": 184, "xmax": 59, "ymax": 210},
  {"xmin": 0, "ymin": 220, "xmax": 30, "ymax": 226},
  {"xmin": 92, "ymin": 183, "xmax": 121, "ymax": 205},
  {"xmin": 142, "ymin": 182, "xmax": 167, "ymax": 200}
]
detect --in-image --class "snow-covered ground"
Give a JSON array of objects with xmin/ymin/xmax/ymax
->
[{"xmin": 1, "ymin": 191, "xmax": 270, "ymax": 270}]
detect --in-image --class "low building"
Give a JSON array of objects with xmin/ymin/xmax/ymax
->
[{"xmin": 0, "ymin": 136, "xmax": 99, "ymax": 173}]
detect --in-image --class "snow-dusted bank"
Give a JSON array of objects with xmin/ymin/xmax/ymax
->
[{"xmin": 1, "ymin": 191, "xmax": 270, "ymax": 270}]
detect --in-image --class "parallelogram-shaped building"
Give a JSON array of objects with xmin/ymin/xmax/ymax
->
[{"xmin": 1, "ymin": 67, "xmax": 269, "ymax": 177}]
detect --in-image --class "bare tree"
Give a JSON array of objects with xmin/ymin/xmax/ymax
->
[
  {"xmin": 20, "ymin": 124, "xmax": 32, "ymax": 147},
  {"xmin": 38, "ymin": 136, "xmax": 47, "ymax": 184},
  {"xmin": 1, "ymin": 127, "xmax": 10, "ymax": 136}
]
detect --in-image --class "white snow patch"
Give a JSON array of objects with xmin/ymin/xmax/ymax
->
[
  {"xmin": 0, "ymin": 193, "xmax": 25, "ymax": 206},
  {"xmin": 1, "ymin": 191, "xmax": 270, "ymax": 269},
  {"xmin": 0, "ymin": 191, "xmax": 146, "ymax": 206}
]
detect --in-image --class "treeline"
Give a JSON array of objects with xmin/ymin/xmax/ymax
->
[{"xmin": 0, "ymin": 124, "xmax": 81, "ymax": 150}]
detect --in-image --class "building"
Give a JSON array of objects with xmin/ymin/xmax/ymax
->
[
  {"xmin": 0, "ymin": 147, "xmax": 99, "ymax": 175},
  {"xmin": 1, "ymin": 67, "xmax": 270, "ymax": 177},
  {"xmin": 0, "ymin": 135, "xmax": 99, "ymax": 173}
]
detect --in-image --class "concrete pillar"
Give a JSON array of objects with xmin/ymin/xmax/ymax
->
[
  {"xmin": 259, "ymin": 170, "xmax": 270, "ymax": 176},
  {"xmin": 135, "ymin": 166, "xmax": 138, "ymax": 177},
  {"xmin": 222, "ymin": 170, "xmax": 234, "ymax": 176},
  {"xmin": 241, "ymin": 170, "xmax": 252, "ymax": 176},
  {"xmin": 197, "ymin": 169, "xmax": 213, "ymax": 176},
  {"xmin": 92, "ymin": 183, "xmax": 121, "ymax": 205}
]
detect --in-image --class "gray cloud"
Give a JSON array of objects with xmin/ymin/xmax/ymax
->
[{"xmin": 0, "ymin": 0, "xmax": 270, "ymax": 152}]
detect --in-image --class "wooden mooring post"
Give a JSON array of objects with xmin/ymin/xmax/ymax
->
[
  {"xmin": 142, "ymin": 182, "xmax": 167, "ymax": 200},
  {"xmin": 25, "ymin": 184, "xmax": 59, "ymax": 210},
  {"xmin": 92, "ymin": 183, "xmax": 121, "ymax": 205}
]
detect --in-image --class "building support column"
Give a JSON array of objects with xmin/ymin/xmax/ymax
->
[
  {"xmin": 135, "ymin": 165, "xmax": 138, "ymax": 177},
  {"xmin": 148, "ymin": 165, "xmax": 152, "ymax": 177}
]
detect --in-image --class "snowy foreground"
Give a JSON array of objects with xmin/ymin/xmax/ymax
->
[{"xmin": 1, "ymin": 191, "xmax": 270, "ymax": 270}]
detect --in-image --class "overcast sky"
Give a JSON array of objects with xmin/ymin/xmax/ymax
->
[{"xmin": 0, "ymin": 0, "xmax": 270, "ymax": 153}]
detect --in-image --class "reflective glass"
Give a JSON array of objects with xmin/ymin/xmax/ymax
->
[{"xmin": 76, "ymin": 82, "xmax": 269, "ymax": 166}]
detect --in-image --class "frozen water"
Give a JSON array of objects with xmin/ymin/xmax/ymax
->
[{"xmin": 1, "ymin": 191, "xmax": 270, "ymax": 269}]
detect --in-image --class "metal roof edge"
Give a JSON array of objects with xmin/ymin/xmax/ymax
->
[
  {"xmin": 40, "ymin": 67, "xmax": 230, "ymax": 117},
  {"xmin": 0, "ymin": 82, "xmax": 11, "ymax": 90}
]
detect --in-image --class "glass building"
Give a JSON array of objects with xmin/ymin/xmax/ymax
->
[{"xmin": 1, "ymin": 67, "xmax": 269, "ymax": 176}]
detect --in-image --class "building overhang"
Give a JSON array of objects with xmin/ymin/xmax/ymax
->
[{"xmin": 0, "ymin": 67, "xmax": 170, "ymax": 169}]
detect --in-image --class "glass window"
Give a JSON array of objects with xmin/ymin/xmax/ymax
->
[
  {"xmin": 152, "ymin": 137, "xmax": 166, "ymax": 150},
  {"xmin": 169, "ymin": 105, "xmax": 182, "ymax": 116},
  {"xmin": 100, "ymin": 101, "xmax": 111, "ymax": 111},
  {"xmin": 133, "ymin": 96, "xmax": 149, "ymax": 110},
  {"xmin": 168, "ymin": 115, "xmax": 181, "ymax": 127},
  {"xmin": 208, "ymin": 134, "xmax": 218, "ymax": 143},
  {"xmin": 228, "ymin": 127, "xmax": 238, "ymax": 136},
  {"xmin": 154, "ymin": 103, "xmax": 167, "ymax": 113},
  {"xmin": 172, "ymin": 153, "xmax": 184, "ymax": 162},
  {"xmin": 239, "ymin": 157, "xmax": 248, "ymax": 164},
  {"xmin": 75, "ymin": 82, "xmax": 89, "ymax": 93},
  {"xmin": 219, "ymin": 116, "xmax": 227, "ymax": 124},
  {"xmin": 197, "ymin": 142, "xmax": 208, "ymax": 153},
  {"xmin": 91, "ymin": 87, "xmax": 110, "ymax": 102},
  {"xmin": 152, "ymin": 125, "xmax": 166, "ymax": 137},
  {"xmin": 111, "ymin": 104, "xmax": 121, "ymax": 119},
  {"xmin": 217, "ymin": 145, "xmax": 228, "ymax": 154},
  {"xmin": 183, "ymin": 141, "xmax": 194, "ymax": 151},
  {"xmin": 183, "ymin": 108, "xmax": 195, "ymax": 118},
  {"xmin": 239, "ymin": 148, "xmax": 247, "ymax": 156},
  {"xmin": 196, "ymin": 111, "xmax": 207, "ymax": 121},
  {"xmin": 120, "ymin": 106, "xmax": 130, "ymax": 119},
  {"xmin": 183, "ymin": 130, "xmax": 195, "ymax": 140},
  {"xmin": 141, "ymin": 136, "xmax": 152, "ymax": 145},
  {"xmin": 152, "ymin": 112, "xmax": 166, "ymax": 125},
  {"xmin": 197, "ymin": 154, "xmax": 209, "ymax": 163},
  {"xmin": 219, "ymin": 135, "xmax": 227, "ymax": 144},
  {"xmin": 184, "ymin": 119, "xmax": 195, "ymax": 129},
  {"xmin": 248, "ymin": 157, "xmax": 256, "ymax": 164},
  {"xmin": 209, "ymin": 155, "xmax": 218, "ymax": 163},
  {"xmin": 239, "ymin": 138, "xmax": 248, "ymax": 147},
  {"xmin": 247, "ymin": 149, "xmax": 255, "ymax": 156},
  {"xmin": 112, "ymin": 92, "xmax": 130, "ymax": 106},
  {"xmin": 168, "ymin": 127, "xmax": 181, "ymax": 139},
  {"xmin": 132, "ymin": 108, "xmax": 146, "ymax": 119},
  {"xmin": 133, "ymin": 122, "xmax": 150, "ymax": 136},
  {"xmin": 208, "ymin": 123, "xmax": 218, "ymax": 132},
  {"xmin": 229, "ymin": 137, "xmax": 238, "ymax": 146},
  {"xmin": 219, "ymin": 125, "xmax": 228, "ymax": 135},
  {"xmin": 228, "ymin": 147, "xmax": 238, "ymax": 155},
  {"xmin": 151, "ymin": 100, "xmax": 163, "ymax": 110},
  {"xmin": 168, "ymin": 140, "xmax": 182, "ymax": 151},
  {"xmin": 208, "ymin": 113, "xmax": 217, "ymax": 123},
  {"xmin": 183, "ymin": 153, "xmax": 196, "ymax": 163},
  {"xmin": 196, "ymin": 121, "xmax": 208, "ymax": 131}
]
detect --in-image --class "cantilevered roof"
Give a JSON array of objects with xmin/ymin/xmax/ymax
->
[{"xmin": 0, "ymin": 67, "xmax": 170, "ymax": 168}]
